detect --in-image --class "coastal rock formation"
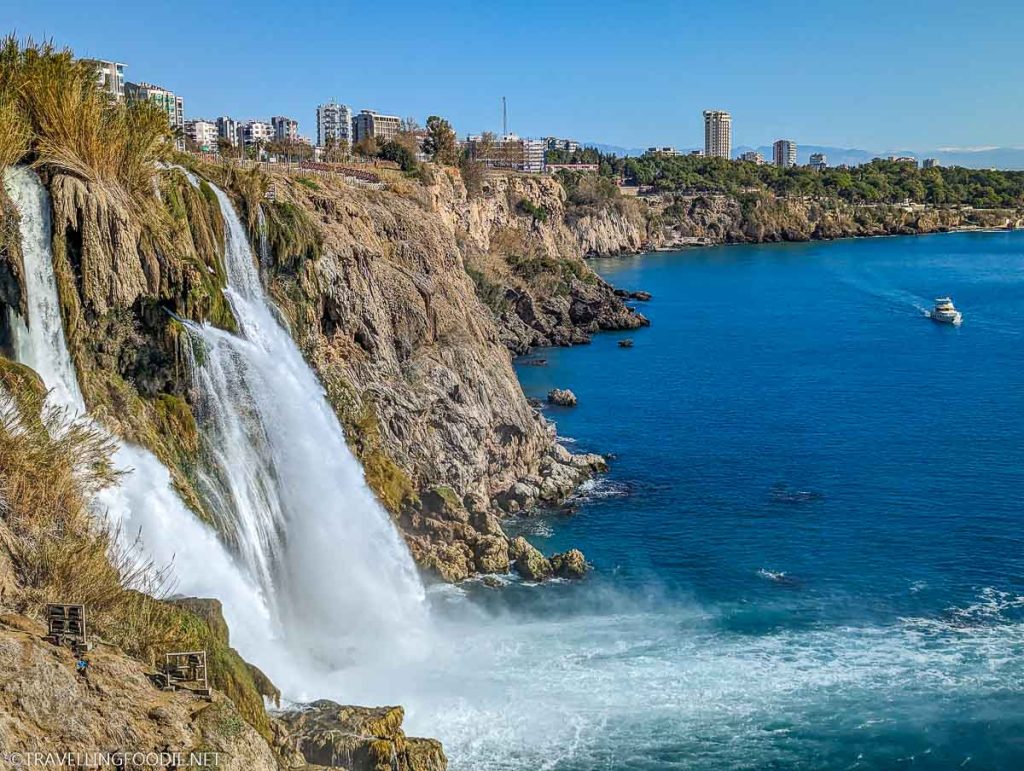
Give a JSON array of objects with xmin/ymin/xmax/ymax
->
[
  {"xmin": 3, "ymin": 159, "xmax": 636, "ymax": 585},
  {"xmin": 274, "ymin": 700, "xmax": 446, "ymax": 771},
  {"xmin": 235, "ymin": 167, "xmax": 636, "ymax": 580},
  {"xmin": 547, "ymin": 388, "xmax": 578, "ymax": 407},
  {"xmin": 551, "ymin": 549, "xmax": 589, "ymax": 579},
  {"xmin": 645, "ymin": 191, "xmax": 1019, "ymax": 248},
  {"xmin": 509, "ymin": 536, "xmax": 552, "ymax": 580}
]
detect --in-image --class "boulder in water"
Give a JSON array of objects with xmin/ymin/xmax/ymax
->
[
  {"xmin": 509, "ymin": 536, "xmax": 552, "ymax": 581},
  {"xmin": 618, "ymin": 338, "xmax": 634, "ymax": 348},
  {"xmin": 547, "ymin": 388, "xmax": 578, "ymax": 407},
  {"xmin": 550, "ymin": 548, "xmax": 588, "ymax": 579}
]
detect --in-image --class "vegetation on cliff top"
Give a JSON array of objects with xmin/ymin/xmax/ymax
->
[{"xmin": 550, "ymin": 146, "xmax": 1024, "ymax": 209}]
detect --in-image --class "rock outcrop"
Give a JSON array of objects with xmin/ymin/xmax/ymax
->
[
  {"xmin": 644, "ymin": 191, "xmax": 1020, "ymax": 249},
  {"xmin": 547, "ymin": 388, "xmax": 578, "ymax": 407},
  {"xmin": 275, "ymin": 700, "xmax": 446, "ymax": 771}
]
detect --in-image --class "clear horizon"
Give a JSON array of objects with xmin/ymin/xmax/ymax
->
[{"xmin": 6, "ymin": 0, "xmax": 1024, "ymax": 153}]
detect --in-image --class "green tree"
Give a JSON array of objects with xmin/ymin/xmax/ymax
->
[
  {"xmin": 423, "ymin": 115, "xmax": 458, "ymax": 165},
  {"xmin": 379, "ymin": 140, "xmax": 418, "ymax": 172}
]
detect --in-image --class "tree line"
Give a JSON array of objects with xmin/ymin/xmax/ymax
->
[{"xmin": 548, "ymin": 148, "xmax": 1024, "ymax": 209}]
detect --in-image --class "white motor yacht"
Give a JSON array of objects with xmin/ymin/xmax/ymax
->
[{"xmin": 929, "ymin": 297, "xmax": 963, "ymax": 325}]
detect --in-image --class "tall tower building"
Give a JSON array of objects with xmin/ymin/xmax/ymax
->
[
  {"xmin": 773, "ymin": 139, "xmax": 798, "ymax": 168},
  {"xmin": 316, "ymin": 102, "xmax": 352, "ymax": 147},
  {"xmin": 703, "ymin": 110, "xmax": 732, "ymax": 159}
]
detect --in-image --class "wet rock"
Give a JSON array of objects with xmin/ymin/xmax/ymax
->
[
  {"xmin": 509, "ymin": 537, "xmax": 552, "ymax": 581},
  {"xmin": 570, "ymin": 452, "xmax": 607, "ymax": 472},
  {"xmin": 423, "ymin": 543, "xmax": 473, "ymax": 582},
  {"xmin": 547, "ymin": 388, "xmax": 577, "ymax": 407},
  {"xmin": 618, "ymin": 338, "xmax": 634, "ymax": 348},
  {"xmin": 550, "ymin": 549, "xmax": 588, "ymax": 579},
  {"xmin": 613, "ymin": 289, "xmax": 652, "ymax": 301},
  {"xmin": 473, "ymin": 535, "xmax": 510, "ymax": 574}
]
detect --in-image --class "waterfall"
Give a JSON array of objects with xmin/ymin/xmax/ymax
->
[
  {"xmin": 1, "ymin": 166, "xmax": 285, "ymax": 669},
  {"xmin": 187, "ymin": 184, "xmax": 427, "ymax": 679}
]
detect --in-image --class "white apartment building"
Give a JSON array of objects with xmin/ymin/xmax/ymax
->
[
  {"xmin": 271, "ymin": 116, "xmax": 299, "ymax": 142},
  {"xmin": 92, "ymin": 60, "xmax": 125, "ymax": 100},
  {"xmin": 739, "ymin": 150, "xmax": 764, "ymax": 165},
  {"xmin": 522, "ymin": 137, "xmax": 546, "ymax": 174},
  {"xmin": 352, "ymin": 110, "xmax": 401, "ymax": 145},
  {"xmin": 242, "ymin": 120, "xmax": 274, "ymax": 146},
  {"xmin": 703, "ymin": 110, "xmax": 732, "ymax": 159},
  {"xmin": 809, "ymin": 152, "xmax": 827, "ymax": 170},
  {"xmin": 545, "ymin": 137, "xmax": 581, "ymax": 154},
  {"xmin": 465, "ymin": 134, "xmax": 546, "ymax": 173},
  {"xmin": 316, "ymin": 102, "xmax": 353, "ymax": 147},
  {"xmin": 773, "ymin": 139, "xmax": 798, "ymax": 168},
  {"xmin": 185, "ymin": 119, "xmax": 218, "ymax": 152}
]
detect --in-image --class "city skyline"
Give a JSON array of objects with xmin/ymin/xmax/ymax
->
[{"xmin": 7, "ymin": 0, "xmax": 1024, "ymax": 154}]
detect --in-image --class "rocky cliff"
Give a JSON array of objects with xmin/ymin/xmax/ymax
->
[
  {"xmin": 1, "ymin": 161, "xmax": 644, "ymax": 585},
  {"xmin": 646, "ymin": 191, "xmax": 1020, "ymax": 248},
  {"xmin": 209, "ymin": 164, "xmax": 643, "ymax": 581}
]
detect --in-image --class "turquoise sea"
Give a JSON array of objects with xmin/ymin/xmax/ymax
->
[{"xmin": 471, "ymin": 231, "xmax": 1024, "ymax": 770}]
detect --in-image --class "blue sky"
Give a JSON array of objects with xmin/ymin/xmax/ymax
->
[{"xmin": 7, "ymin": 0, "xmax": 1023, "ymax": 152}]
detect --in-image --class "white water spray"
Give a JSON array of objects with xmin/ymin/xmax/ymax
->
[
  {"xmin": 2, "ymin": 166, "xmax": 283, "ymax": 665},
  {"xmin": 187, "ymin": 184, "xmax": 427, "ymax": 685}
]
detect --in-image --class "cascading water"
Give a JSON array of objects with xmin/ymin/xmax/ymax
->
[
  {"xmin": 1, "ymin": 165, "xmax": 283, "ymax": 667},
  {"xmin": 186, "ymin": 184, "xmax": 427, "ymax": 685}
]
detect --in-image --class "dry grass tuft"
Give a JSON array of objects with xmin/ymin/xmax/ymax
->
[{"xmin": 0, "ymin": 35, "xmax": 171, "ymax": 197}]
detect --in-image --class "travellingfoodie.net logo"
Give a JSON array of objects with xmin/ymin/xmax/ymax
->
[{"xmin": 1, "ymin": 751, "xmax": 222, "ymax": 768}]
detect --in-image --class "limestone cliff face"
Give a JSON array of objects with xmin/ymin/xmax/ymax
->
[
  {"xmin": 1, "ymin": 161, "xmax": 639, "ymax": 583},
  {"xmin": 645, "ymin": 191, "xmax": 1021, "ymax": 248},
  {"xmin": 242, "ymin": 167, "xmax": 627, "ymax": 580}
]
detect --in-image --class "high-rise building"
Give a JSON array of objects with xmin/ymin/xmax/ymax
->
[
  {"xmin": 739, "ymin": 150, "xmax": 764, "ymax": 165},
  {"xmin": 216, "ymin": 116, "xmax": 239, "ymax": 147},
  {"xmin": 125, "ymin": 82, "xmax": 184, "ymax": 149},
  {"xmin": 352, "ymin": 110, "xmax": 401, "ymax": 145},
  {"xmin": 922, "ymin": 158, "xmax": 939, "ymax": 169},
  {"xmin": 773, "ymin": 139, "xmax": 797, "ymax": 168},
  {"xmin": 316, "ymin": 102, "xmax": 352, "ymax": 147},
  {"xmin": 271, "ymin": 116, "xmax": 299, "ymax": 143},
  {"xmin": 185, "ymin": 119, "xmax": 218, "ymax": 152},
  {"xmin": 91, "ymin": 59, "xmax": 126, "ymax": 101},
  {"xmin": 809, "ymin": 152, "xmax": 827, "ymax": 170},
  {"xmin": 703, "ymin": 110, "xmax": 732, "ymax": 159}
]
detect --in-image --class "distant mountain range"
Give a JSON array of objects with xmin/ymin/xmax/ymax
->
[{"xmin": 582, "ymin": 142, "xmax": 1024, "ymax": 170}]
